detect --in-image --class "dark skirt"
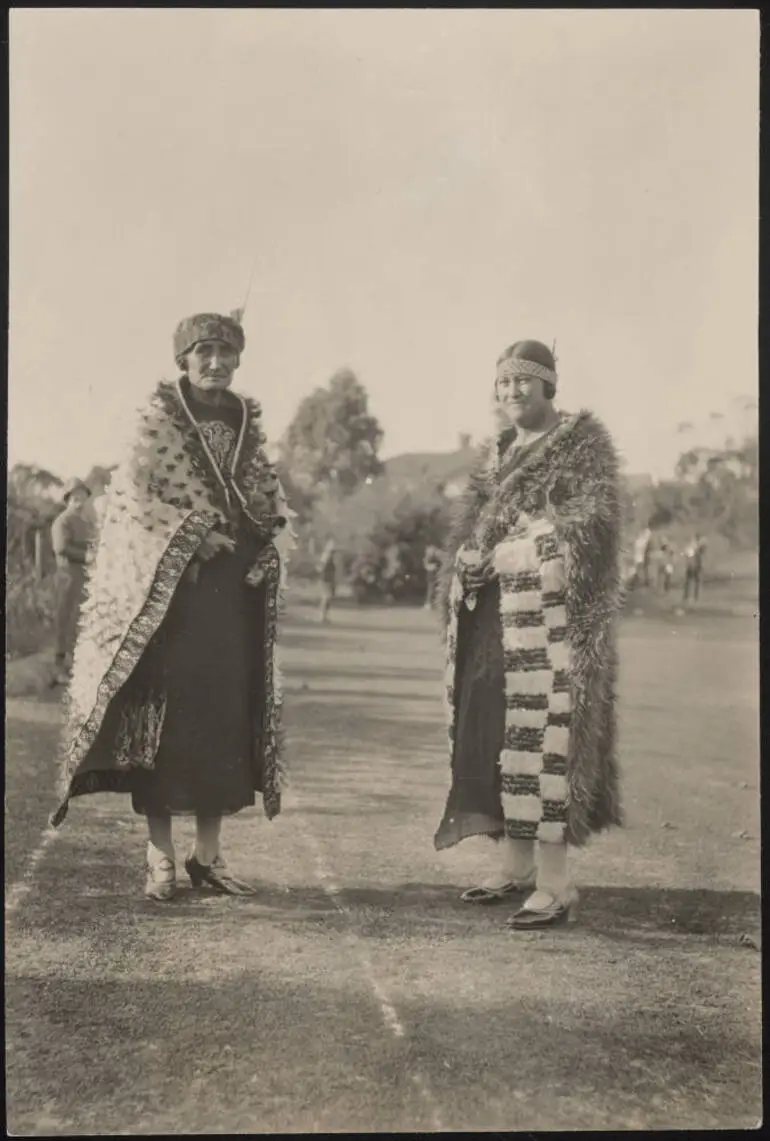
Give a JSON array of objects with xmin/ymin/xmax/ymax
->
[
  {"xmin": 434, "ymin": 581, "xmax": 506, "ymax": 850},
  {"xmin": 129, "ymin": 536, "xmax": 266, "ymax": 818}
]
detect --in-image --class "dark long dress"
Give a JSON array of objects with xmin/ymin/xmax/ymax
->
[
  {"xmin": 129, "ymin": 391, "xmax": 266, "ymax": 818},
  {"xmin": 433, "ymin": 581, "xmax": 506, "ymax": 849}
]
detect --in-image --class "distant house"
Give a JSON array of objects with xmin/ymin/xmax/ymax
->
[
  {"xmin": 384, "ymin": 441, "xmax": 653, "ymax": 506},
  {"xmin": 383, "ymin": 433, "xmax": 478, "ymax": 498},
  {"xmin": 624, "ymin": 473, "xmax": 654, "ymax": 494}
]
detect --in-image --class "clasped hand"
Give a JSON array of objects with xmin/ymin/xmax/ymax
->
[
  {"xmin": 457, "ymin": 550, "xmax": 497, "ymax": 592},
  {"xmin": 197, "ymin": 530, "xmax": 237, "ymax": 562}
]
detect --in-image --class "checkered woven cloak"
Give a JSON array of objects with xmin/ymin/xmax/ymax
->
[
  {"xmin": 50, "ymin": 378, "xmax": 296, "ymax": 828},
  {"xmin": 436, "ymin": 410, "xmax": 623, "ymax": 847}
]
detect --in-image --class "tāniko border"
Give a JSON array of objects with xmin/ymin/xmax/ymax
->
[{"xmin": 51, "ymin": 312, "xmax": 296, "ymax": 899}]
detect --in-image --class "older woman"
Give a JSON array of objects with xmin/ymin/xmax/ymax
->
[
  {"xmin": 51, "ymin": 312, "xmax": 295, "ymax": 901},
  {"xmin": 434, "ymin": 340, "xmax": 623, "ymax": 929}
]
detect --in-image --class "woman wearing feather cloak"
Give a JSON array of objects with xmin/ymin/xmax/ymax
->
[
  {"xmin": 434, "ymin": 340, "xmax": 623, "ymax": 929},
  {"xmin": 50, "ymin": 313, "xmax": 296, "ymax": 901}
]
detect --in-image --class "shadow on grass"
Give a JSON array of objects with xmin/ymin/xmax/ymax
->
[
  {"xmin": 6, "ymin": 949, "xmax": 761, "ymax": 1133},
  {"xmin": 5, "ymin": 717, "xmax": 61, "ymax": 887},
  {"xmin": 4, "ymin": 969, "xmax": 431, "ymax": 1135},
  {"xmin": 17, "ymin": 831, "xmax": 760, "ymax": 950}
]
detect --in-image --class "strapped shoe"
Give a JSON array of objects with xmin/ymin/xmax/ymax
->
[
  {"xmin": 185, "ymin": 853, "xmax": 257, "ymax": 896},
  {"xmin": 145, "ymin": 847, "xmax": 176, "ymax": 902},
  {"xmin": 506, "ymin": 887, "xmax": 579, "ymax": 930},
  {"xmin": 460, "ymin": 869, "xmax": 537, "ymax": 904}
]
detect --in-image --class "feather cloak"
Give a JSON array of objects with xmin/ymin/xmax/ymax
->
[
  {"xmin": 436, "ymin": 410, "xmax": 623, "ymax": 847},
  {"xmin": 50, "ymin": 378, "xmax": 296, "ymax": 828}
]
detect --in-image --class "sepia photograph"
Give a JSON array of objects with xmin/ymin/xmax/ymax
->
[{"xmin": 6, "ymin": 8, "xmax": 760, "ymax": 1134}]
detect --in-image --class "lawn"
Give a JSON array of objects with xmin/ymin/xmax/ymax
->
[{"xmin": 4, "ymin": 598, "xmax": 761, "ymax": 1133}]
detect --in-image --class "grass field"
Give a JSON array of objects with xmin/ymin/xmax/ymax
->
[{"xmin": 5, "ymin": 596, "xmax": 761, "ymax": 1133}]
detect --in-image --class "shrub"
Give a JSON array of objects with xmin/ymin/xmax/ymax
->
[
  {"xmin": 6, "ymin": 569, "xmax": 58, "ymax": 659},
  {"xmin": 302, "ymin": 477, "xmax": 452, "ymax": 604}
]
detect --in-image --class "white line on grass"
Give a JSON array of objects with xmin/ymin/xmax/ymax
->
[
  {"xmin": 6, "ymin": 699, "xmax": 65, "ymax": 918},
  {"xmin": 293, "ymin": 798, "xmax": 444, "ymax": 1132},
  {"xmin": 5, "ymin": 825, "xmax": 60, "ymax": 917}
]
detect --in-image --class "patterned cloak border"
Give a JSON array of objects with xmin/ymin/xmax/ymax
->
[
  {"xmin": 50, "ymin": 378, "xmax": 297, "ymax": 828},
  {"xmin": 436, "ymin": 410, "xmax": 624, "ymax": 848}
]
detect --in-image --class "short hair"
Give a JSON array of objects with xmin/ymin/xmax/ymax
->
[{"xmin": 497, "ymin": 339, "xmax": 557, "ymax": 369}]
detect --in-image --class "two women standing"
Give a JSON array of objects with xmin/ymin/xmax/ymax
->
[{"xmin": 52, "ymin": 328, "xmax": 622, "ymax": 928}]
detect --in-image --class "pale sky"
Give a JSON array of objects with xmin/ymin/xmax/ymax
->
[{"xmin": 9, "ymin": 8, "xmax": 758, "ymax": 481}]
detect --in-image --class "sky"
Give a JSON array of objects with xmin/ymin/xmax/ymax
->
[{"xmin": 9, "ymin": 9, "xmax": 759, "ymax": 482}]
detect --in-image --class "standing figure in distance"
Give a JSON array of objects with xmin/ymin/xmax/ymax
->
[
  {"xmin": 51, "ymin": 312, "xmax": 295, "ymax": 901},
  {"xmin": 633, "ymin": 524, "xmax": 653, "ymax": 589},
  {"xmin": 423, "ymin": 543, "xmax": 443, "ymax": 610},
  {"xmin": 50, "ymin": 479, "xmax": 95, "ymax": 686},
  {"xmin": 318, "ymin": 538, "xmax": 338, "ymax": 623},
  {"xmin": 683, "ymin": 533, "xmax": 707, "ymax": 603},
  {"xmin": 656, "ymin": 535, "xmax": 675, "ymax": 594},
  {"xmin": 434, "ymin": 339, "xmax": 623, "ymax": 929}
]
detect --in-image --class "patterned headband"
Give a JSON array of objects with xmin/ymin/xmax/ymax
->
[{"xmin": 496, "ymin": 358, "xmax": 558, "ymax": 387}]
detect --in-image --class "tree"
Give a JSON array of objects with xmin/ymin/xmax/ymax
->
[
  {"xmin": 317, "ymin": 475, "xmax": 452, "ymax": 603},
  {"xmin": 675, "ymin": 434, "xmax": 757, "ymax": 546},
  {"xmin": 278, "ymin": 368, "xmax": 384, "ymax": 499},
  {"xmin": 7, "ymin": 463, "xmax": 65, "ymax": 585},
  {"xmin": 8, "ymin": 463, "xmax": 63, "ymax": 509}
]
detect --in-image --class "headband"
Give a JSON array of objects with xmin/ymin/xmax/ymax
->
[{"xmin": 496, "ymin": 358, "xmax": 558, "ymax": 387}]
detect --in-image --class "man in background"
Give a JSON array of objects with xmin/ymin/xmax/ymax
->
[
  {"xmin": 381, "ymin": 542, "xmax": 406, "ymax": 605},
  {"xmin": 656, "ymin": 535, "xmax": 675, "ymax": 593},
  {"xmin": 683, "ymin": 533, "xmax": 707, "ymax": 603},
  {"xmin": 633, "ymin": 524, "xmax": 653, "ymax": 588},
  {"xmin": 51, "ymin": 479, "xmax": 94, "ymax": 685},
  {"xmin": 318, "ymin": 538, "xmax": 338, "ymax": 623}
]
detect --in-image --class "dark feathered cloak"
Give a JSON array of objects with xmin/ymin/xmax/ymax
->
[{"xmin": 435, "ymin": 410, "xmax": 623, "ymax": 849}]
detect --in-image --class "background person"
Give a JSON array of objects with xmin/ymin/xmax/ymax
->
[
  {"xmin": 318, "ymin": 538, "xmax": 338, "ymax": 623},
  {"xmin": 50, "ymin": 479, "xmax": 95, "ymax": 685},
  {"xmin": 683, "ymin": 533, "xmax": 707, "ymax": 603},
  {"xmin": 423, "ymin": 543, "xmax": 443, "ymax": 610}
]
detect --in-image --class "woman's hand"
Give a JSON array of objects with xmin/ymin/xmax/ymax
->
[
  {"xmin": 457, "ymin": 549, "xmax": 497, "ymax": 592},
  {"xmin": 465, "ymin": 554, "xmax": 497, "ymax": 591},
  {"xmin": 197, "ymin": 531, "xmax": 237, "ymax": 562}
]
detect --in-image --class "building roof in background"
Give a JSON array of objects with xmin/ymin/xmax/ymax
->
[
  {"xmin": 384, "ymin": 446, "xmax": 478, "ymax": 486},
  {"xmin": 385, "ymin": 447, "xmax": 653, "ymax": 495}
]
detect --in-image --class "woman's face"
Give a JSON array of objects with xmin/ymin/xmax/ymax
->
[
  {"xmin": 495, "ymin": 368, "xmax": 550, "ymax": 430},
  {"xmin": 186, "ymin": 339, "xmax": 239, "ymax": 393}
]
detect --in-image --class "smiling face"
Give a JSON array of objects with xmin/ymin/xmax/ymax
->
[
  {"xmin": 495, "ymin": 367, "xmax": 553, "ymax": 431},
  {"xmin": 184, "ymin": 338, "xmax": 240, "ymax": 393}
]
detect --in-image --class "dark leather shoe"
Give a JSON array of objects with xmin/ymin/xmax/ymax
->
[
  {"xmin": 506, "ymin": 889, "xmax": 579, "ymax": 930},
  {"xmin": 184, "ymin": 854, "xmax": 257, "ymax": 896}
]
